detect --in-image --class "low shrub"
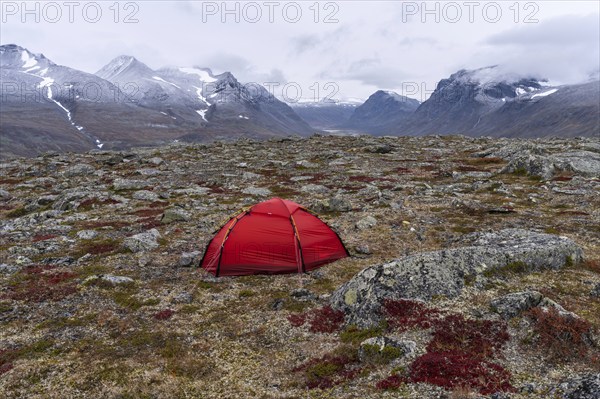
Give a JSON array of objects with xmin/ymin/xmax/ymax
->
[
  {"xmin": 154, "ymin": 309, "xmax": 175, "ymax": 320},
  {"xmin": 4, "ymin": 265, "xmax": 77, "ymax": 303},
  {"xmin": 524, "ymin": 307, "xmax": 595, "ymax": 361},
  {"xmin": 293, "ymin": 351, "xmax": 361, "ymax": 389},
  {"xmin": 427, "ymin": 314, "xmax": 510, "ymax": 359},
  {"xmin": 410, "ymin": 351, "xmax": 513, "ymax": 395},
  {"xmin": 383, "ymin": 299, "xmax": 440, "ymax": 331},
  {"xmin": 287, "ymin": 305, "xmax": 345, "ymax": 333},
  {"xmin": 375, "ymin": 374, "xmax": 407, "ymax": 391}
]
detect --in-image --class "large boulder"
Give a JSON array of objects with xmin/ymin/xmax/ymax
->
[{"xmin": 330, "ymin": 229, "xmax": 583, "ymax": 327}]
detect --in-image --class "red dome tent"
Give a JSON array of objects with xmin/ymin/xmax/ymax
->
[{"xmin": 200, "ymin": 198, "xmax": 349, "ymax": 276}]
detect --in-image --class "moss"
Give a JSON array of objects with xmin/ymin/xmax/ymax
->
[
  {"xmin": 339, "ymin": 325, "xmax": 383, "ymax": 344},
  {"xmin": 564, "ymin": 255, "xmax": 574, "ymax": 268},
  {"xmin": 545, "ymin": 227, "xmax": 560, "ymax": 235},
  {"xmin": 6, "ymin": 206, "xmax": 29, "ymax": 218},
  {"xmin": 238, "ymin": 289, "xmax": 255, "ymax": 298},
  {"xmin": 111, "ymin": 290, "xmax": 159, "ymax": 310},
  {"xmin": 483, "ymin": 261, "xmax": 529, "ymax": 278},
  {"xmin": 361, "ymin": 344, "xmax": 403, "ymax": 364}
]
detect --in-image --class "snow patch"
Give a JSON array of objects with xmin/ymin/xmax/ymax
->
[
  {"xmin": 152, "ymin": 76, "xmax": 181, "ymax": 88},
  {"xmin": 238, "ymin": 115, "xmax": 249, "ymax": 119},
  {"xmin": 193, "ymin": 86, "xmax": 210, "ymax": 105},
  {"xmin": 178, "ymin": 67, "xmax": 217, "ymax": 83},
  {"xmin": 21, "ymin": 50, "xmax": 38, "ymax": 69},
  {"xmin": 196, "ymin": 109, "xmax": 208, "ymax": 122},
  {"xmin": 532, "ymin": 89, "xmax": 558, "ymax": 98}
]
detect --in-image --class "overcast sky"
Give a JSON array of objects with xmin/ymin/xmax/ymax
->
[{"xmin": 2, "ymin": 1, "xmax": 599, "ymax": 101}]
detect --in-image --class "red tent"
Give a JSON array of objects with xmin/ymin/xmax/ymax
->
[{"xmin": 200, "ymin": 198, "xmax": 349, "ymax": 276}]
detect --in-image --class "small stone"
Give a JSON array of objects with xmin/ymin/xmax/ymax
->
[
  {"xmin": 241, "ymin": 186, "xmax": 272, "ymax": 197},
  {"xmin": 300, "ymin": 184, "xmax": 330, "ymax": 195},
  {"xmin": 0, "ymin": 264, "xmax": 20, "ymax": 274},
  {"xmin": 290, "ymin": 288, "xmax": 316, "ymax": 301},
  {"xmin": 148, "ymin": 157, "xmax": 164, "ymax": 165},
  {"xmin": 356, "ymin": 215, "xmax": 377, "ymax": 230},
  {"xmin": 179, "ymin": 251, "xmax": 201, "ymax": 267},
  {"xmin": 83, "ymin": 274, "xmax": 134, "ymax": 286},
  {"xmin": 590, "ymin": 283, "xmax": 600, "ymax": 298},
  {"xmin": 0, "ymin": 189, "xmax": 12, "ymax": 200},
  {"xmin": 124, "ymin": 229, "xmax": 161, "ymax": 253},
  {"xmin": 161, "ymin": 207, "xmax": 191, "ymax": 224},
  {"xmin": 329, "ymin": 196, "xmax": 352, "ymax": 212},
  {"xmin": 355, "ymin": 245, "xmax": 372, "ymax": 255},
  {"xmin": 113, "ymin": 178, "xmax": 147, "ymax": 190},
  {"xmin": 171, "ymin": 292, "xmax": 193, "ymax": 304},
  {"xmin": 77, "ymin": 230, "xmax": 98, "ymax": 240},
  {"xmin": 132, "ymin": 190, "xmax": 159, "ymax": 201}
]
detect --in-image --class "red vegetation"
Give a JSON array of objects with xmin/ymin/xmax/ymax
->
[
  {"xmin": 154, "ymin": 309, "xmax": 175, "ymax": 320},
  {"xmin": 138, "ymin": 216, "xmax": 162, "ymax": 229},
  {"xmin": 4, "ymin": 265, "xmax": 77, "ymax": 303},
  {"xmin": 287, "ymin": 314, "xmax": 307, "ymax": 327},
  {"xmin": 0, "ymin": 349, "xmax": 16, "ymax": 375},
  {"xmin": 410, "ymin": 351, "xmax": 513, "ymax": 395},
  {"xmin": 78, "ymin": 197, "xmax": 119, "ymax": 210},
  {"xmin": 32, "ymin": 234, "xmax": 58, "ymax": 242},
  {"xmin": 427, "ymin": 314, "xmax": 510, "ymax": 359},
  {"xmin": 376, "ymin": 300, "xmax": 513, "ymax": 395},
  {"xmin": 383, "ymin": 299, "xmax": 440, "ymax": 331},
  {"xmin": 130, "ymin": 208, "xmax": 165, "ymax": 217},
  {"xmin": 287, "ymin": 306, "xmax": 345, "ymax": 333},
  {"xmin": 525, "ymin": 307, "xmax": 594, "ymax": 360},
  {"xmin": 78, "ymin": 220, "xmax": 129, "ymax": 229},
  {"xmin": 375, "ymin": 374, "xmax": 408, "ymax": 390}
]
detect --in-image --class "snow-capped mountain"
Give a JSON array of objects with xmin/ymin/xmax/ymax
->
[
  {"xmin": 340, "ymin": 90, "xmax": 420, "ymax": 134},
  {"xmin": 399, "ymin": 66, "xmax": 600, "ymax": 138},
  {"xmin": 0, "ymin": 45, "xmax": 313, "ymax": 157},
  {"xmin": 289, "ymin": 98, "xmax": 363, "ymax": 130}
]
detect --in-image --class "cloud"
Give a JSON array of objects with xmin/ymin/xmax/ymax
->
[
  {"xmin": 475, "ymin": 14, "xmax": 600, "ymax": 84},
  {"xmin": 321, "ymin": 57, "xmax": 409, "ymax": 89}
]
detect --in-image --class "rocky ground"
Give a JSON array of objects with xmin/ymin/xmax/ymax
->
[{"xmin": 1, "ymin": 134, "xmax": 599, "ymax": 399}]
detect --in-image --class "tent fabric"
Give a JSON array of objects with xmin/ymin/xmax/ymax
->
[{"xmin": 200, "ymin": 198, "xmax": 349, "ymax": 276}]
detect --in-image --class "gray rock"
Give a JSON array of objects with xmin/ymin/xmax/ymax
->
[
  {"xmin": 132, "ymin": 190, "xmax": 159, "ymax": 201},
  {"xmin": 241, "ymin": 186, "xmax": 272, "ymax": 197},
  {"xmin": 83, "ymin": 274, "xmax": 134, "ymax": 286},
  {"xmin": 179, "ymin": 251, "xmax": 201, "ymax": 267},
  {"xmin": 0, "ymin": 263, "xmax": 20, "ymax": 274},
  {"xmin": 551, "ymin": 373, "xmax": 600, "ymax": 399},
  {"xmin": 331, "ymin": 229, "xmax": 583, "ymax": 327},
  {"xmin": 356, "ymin": 215, "xmax": 377, "ymax": 230},
  {"xmin": 113, "ymin": 178, "xmax": 147, "ymax": 190},
  {"xmin": 63, "ymin": 163, "xmax": 96, "ymax": 177},
  {"xmin": 148, "ymin": 157, "xmax": 164, "ymax": 165},
  {"xmin": 171, "ymin": 292, "xmax": 193, "ymax": 304},
  {"xmin": 300, "ymin": 184, "xmax": 330, "ymax": 195},
  {"xmin": 355, "ymin": 245, "xmax": 372, "ymax": 255},
  {"xmin": 358, "ymin": 336, "xmax": 416, "ymax": 362},
  {"xmin": 0, "ymin": 189, "xmax": 12, "ymax": 200},
  {"xmin": 138, "ymin": 168, "xmax": 161, "ymax": 176},
  {"xmin": 124, "ymin": 229, "xmax": 161, "ymax": 252},
  {"xmin": 290, "ymin": 288, "xmax": 317, "ymax": 301},
  {"xmin": 161, "ymin": 207, "xmax": 191, "ymax": 224},
  {"xmin": 591, "ymin": 283, "xmax": 600, "ymax": 298},
  {"xmin": 490, "ymin": 291, "xmax": 544, "ymax": 319},
  {"xmin": 452, "ymin": 171, "xmax": 493, "ymax": 180},
  {"xmin": 329, "ymin": 196, "xmax": 352, "ymax": 212},
  {"xmin": 76, "ymin": 230, "xmax": 98, "ymax": 240}
]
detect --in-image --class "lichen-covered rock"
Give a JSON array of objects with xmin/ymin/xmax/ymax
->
[
  {"xmin": 123, "ymin": 229, "xmax": 161, "ymax": 252},
  {"xmin": 331, "ymin": 229, "xmax": 583, "ymax": 327},
  {"xmin": 490, "ymin": 291, "xmax": 544, "ymax": 319},
  {"xmin": 551, "ymin": 373, "xmax": 600, "ymax": 399}
]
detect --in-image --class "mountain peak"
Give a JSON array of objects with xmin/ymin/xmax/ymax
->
[
  {"xmin": 96, "ymin": 55, "xmax": 153, "ymax": 80},
  {"xmin": 0, "ymin": 44, "xmax": 53, "ymax": 69}
]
